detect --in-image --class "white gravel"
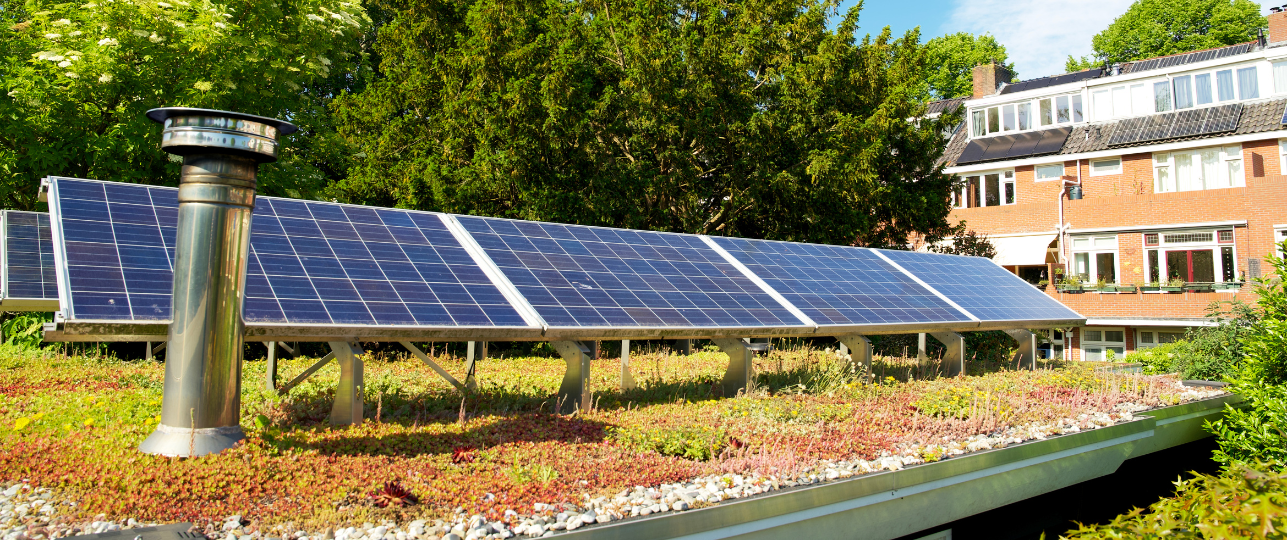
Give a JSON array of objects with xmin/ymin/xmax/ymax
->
[{"xmin": 3, "ymin": 383, "xmax": 1227, "ymax": 540}]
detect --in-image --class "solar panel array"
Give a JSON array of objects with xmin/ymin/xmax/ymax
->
[
  {"xmin": 1000, "ymin": 69, "xmax": 1103, "ymax": 95},
  {"xmin": 48, "ymin": 178, "xmax": 530, "ymax": 328},
  {"xmin": 711, "ymin": 237, "xmax": 971, "ymax": 326},
  {"xmin": 45, "ymin": 177, "xmax": 1083, "ymax": 337},
  {"xmin": 1107, "ymin": 104, "xmax": 1242, "ymax": 146},
  {"xmin": 2, "ymin": 210, "xmax": 58, "ymax": 307},
  {"xmin": 955, "ymin": 127, "xmax": 1072, "ymax": 165},
  {"xmin": 458, "ymin": 216, "xmax": 802, "ymax": 328},
  {"xmin": 876, "ymin": 249, "xmax": 1083, "ymax": 322},
  {"xmin": 1122, "ymin": 43, "xmax": 1253, "ymax": 75}
]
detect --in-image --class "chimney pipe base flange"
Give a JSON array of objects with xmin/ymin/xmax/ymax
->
[{"xmin": 138, "ymin": 424, "xmax": 245, "ymax": 457}]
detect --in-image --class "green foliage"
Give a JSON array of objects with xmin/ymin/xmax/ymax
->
[
  {"xmin": 1060, "ymin": 463, "xmax": 1287, "ymax": 539},
  {"xmin": 923, "ymin": 33, "xmax": 1015, "ymax": 99},
  {"xmin": 1064, "ymin": 55, "xmax": 1099, "ymax": 74},
  {"xmin": 914, "ymin": 386, "xmax": 1010, "ymax": 420},
  {"xmin": 0, "ymin": 312, "xmax": 51, "ymax": 350},
  {"xmin": 1081, "ymin": 0, "xmax": 1264, "ymax": 67},
  {"xmin": 926, "ymin": 222, "xmax": 997, "ymax": 259},
  {"xmin": 1121, "ymin": 301, "xmax": 1254, "ymax": 381},
  {"xmin": 1241, "ymin": 246, "xmax": 1287, "ymax": 386},
  {"xmin": 331, "ymin": 0, "xmax": 959, "ymax": 248},
  {"xmin": 0, "ymin": 0, "xmax": 373, "ymax": 209},
  {"xmin": 609, "ymin": 425, "xmax": 727, "ymax": 461},
  {"xmin": 1207, "ymin": 380, "xmax": 1287, "ymax": 468}
]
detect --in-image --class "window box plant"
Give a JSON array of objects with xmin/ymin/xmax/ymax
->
[
  {"xmin": 1037, "ymin": 279, "xmax": 1050, "ymax": 289},
  {"xmin": 1140, "ymin": 281, "xmax": 1160, "ymax": 293},
  {"xmin": 1160, "ymin": 278, "xmax": 1184, "ymax": 293},
  {"xmin": 1055, "ymin": 275, "xmax": 1083, "ymax": 293},
  {"xmin": 1184, "ymin": 282, "xmax": 1214, "ymax": 293},
  {"xmin": 1116, "ymin": 283, "xmax": 1138, "ymax": 293},
  {"xmin": 1213, "ymin": 281, "xmax": 1242, "ymax": 291},
  {"xmin": 1094, "ymin": 278, "xmax": 1115, "ymax": 293}
]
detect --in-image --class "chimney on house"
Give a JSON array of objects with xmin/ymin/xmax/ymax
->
[
  {"xmin": 972, "ymin": 62, "xmax": 1012, "ymax": 99},
  {"xmin": 1269, "ymin": 5, "xmax": 1287, "ymax": 44}
]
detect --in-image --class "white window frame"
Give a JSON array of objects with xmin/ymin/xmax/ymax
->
[
  {"xmin": 1034, "ymin": 163, "xmax": 1064, "ymax": 182},
  {"xmin": 1136, "ymin": 329, "xmax": 1186, "ymax": 349},
  {"xmin": 1070, "ymin": 235, "xmax": 1120, "ymax": 285},
  {"xmin": 1081, "ymin": 327, "xmax": 1126, "ymax": 361},
  {"xmin": 1141, "ymin": 228, "xmax": 1239, "ymax": 285},
  {"xmin": 953, "ymin": 169, "xmax": 1016, "ymax": 208},
  {"xmin": 1089, "ymin": 157, "xmax": 1122, "ymax": 176},
  {"xmin": 1274, "ymin": 60, "xmax": 1287, "ymax": 95},
  {"xmin": 1279, "ymin": 139, "xmax": 1287, "ymax": 174},
  {"xmin": 1275, "ymin": 227, "xmax": 1287, "ymax": 258},
  {"xmin": 968, "ymin": 92, "xmax": 1083, "ymax": 138},
  {"xmin": 1152, "ymin": 144, "xmax": 1244, "ymax": 193},
  {"xmin": 1086, "ymin": 61, "xmax": 1265, "ymax": 120}
]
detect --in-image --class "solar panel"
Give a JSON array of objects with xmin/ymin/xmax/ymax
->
[
  {"xmin": 456, "ymin": 216, "xmax": 805, "ymax": 328},
  {"xmin": 1124, "ymin": 43, "xmax": 1252, "ymax": 75},
  {"xmin": 710, "ymin": 237, "xmax": 973, "ymax": 327},
  {"xmin": 955, "ymin": 127, "xmax": 1071, "ymax": 165},
  {"xmin": 979, "ymin": 135, "xmax": 1015, "ymax": 161},
  {"xmin": 47, "ymin": 177, "xmax": 533, "ymax": 328},
  {"xmin": 874, "ymin": 249, "xmax": 1082, "ymax": 323},
  {"xmin": 1202, "ymin": 103, "xmax": 1242, "ymax": 133},
  {"xmin": 2, "ymin": 210, "xmax": 59, "ymax": 309},
  {"xmin": 1000, "ymin": 69, "xmax": 1103, "ymax": 95},
  {"xmin": 955, "ymin": 138, "xmax": 989, "ymax": 164},
  {"xmin": 1107, "ymin": 104, "xmax": 1242, "ymax": 147},
  {"xmin": 1005, "ymin": 131, "xmax": 1042, "ymax": 158},
  {"xmin": 1169, "ymin": 109, "xmax": 1207, "ymax": 138}
]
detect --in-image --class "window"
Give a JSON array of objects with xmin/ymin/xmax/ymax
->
[
  {"xmin": 1082, "ymin": 327, "xmax": 1126, "ymax": 361},
  {"xmin": 954, "ymin": 170, "xmax": 1015, "ymax": 208},
  {"xmin": 1144, "ymin": 228, "xmax": 1239, "ymax": 284},
  {"xmin": 1173, "ymin": 75, "xmax": 1193, "ymax": 109},
  {"xmin": 1154, "ymin": 81, "xmax": 1172, "ymax": 112},
  {"xmin": 1274, "ymin": 60, "xmax": 1287, "ymax": 94},
  {"xmin": 1153, "ymin": 145, "xmax": 1244, "ymax": 192},
  {"xmin": 1238, "ymin": 67, "xmax": 1259, "ymax": 100},
  {"xmin": 971, "ymin": 93, "xmax": 1083, "ymax": 137},
  {"xmin": 1035, "ymin": 163, "xmax": 1064, "ymax": 181},
  {"xmin": 971, "ymin": 110, "xmax": 985, "ymax": 137},
  {"xmin": 1195, "ymin": 73, "xmax": 1212, "ymax": 105},
  {"xmin": 1216, "ymin": 69, "xmax": 1235, "ymax": 101},
  {"xmin": 1131, "ymin": 83, "xmax": 1151, "ymax": 114},
  {"xmin": 1002, "ymin": 104, "xmax": 1016, "ymax": 131},
  {"xmin": 1017, "ymin": 102, "xmax": 1031, "ymax": 130},
  {"xmin": 1276, "ymin": 228, "xmax": 1287, "ymax": 257},
  {"xmin": 1072, "ymin": 235, "xmax": 1118, "ymax": 284},
  {"xmin": 1090, "ymin": 157, "xmax": 1121, "ymax": 176},
  {"xmin": 1138, "ymin": 330, "xmax": 1187, "ymax": 348},
  {"xmin": 1279, "ymin": 140, "xmax": 1287, "ymax": 173},
  {"xmin": 1040, "ymin": 99, "xmax": 1053, "ymax": 126}
]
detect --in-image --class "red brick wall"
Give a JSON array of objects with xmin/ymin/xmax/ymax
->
[{"xmin": 1271, "ymin": 11, "xmax": 1287, "ymax": 44}]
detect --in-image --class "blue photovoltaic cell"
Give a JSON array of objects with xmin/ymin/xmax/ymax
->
[
  {"xmin": 712, "ymin": 237, "xmax": 972, "ymax": 326},
  {"xmin": 875, "ymin": 249, "xmax": 1083, "ymax": 322},
  {"xmin": 4, "ymin": 211, "xmax": 57, "ymax": 301},
  {"xmin": 457, "ymin": 216, "xmax": 804, "ymax": 328},
  {"xmin": 50, "ymin": 178, "xmax": 526, "ymax": 327}
]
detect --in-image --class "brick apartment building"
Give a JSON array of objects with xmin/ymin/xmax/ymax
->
[{"xmin": 930, "ymin": 9, "xmax": 1287, "ymax": 361}]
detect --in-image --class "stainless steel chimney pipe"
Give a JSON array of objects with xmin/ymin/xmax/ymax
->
[{"xmin": 139, "ymin": 108, "xmax": 296, "ymax": 457}]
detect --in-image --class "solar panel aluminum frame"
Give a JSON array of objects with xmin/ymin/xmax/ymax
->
[{"xmin": 1, "ymin": 210, "xmax": 60, "ymax": 312}]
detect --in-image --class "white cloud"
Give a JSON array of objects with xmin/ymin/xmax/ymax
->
[
  {"xmin": 946, "ymin": 0, "xmax": 1278, "ymax": 81},
  {"xmin": 945, "ymin": 0, "xmax": 1134, "ymax": 80}
]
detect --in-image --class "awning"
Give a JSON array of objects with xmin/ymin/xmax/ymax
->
[{"xmin": 991, "ymin": 234, "xmax": 1057, "ymax": 266}]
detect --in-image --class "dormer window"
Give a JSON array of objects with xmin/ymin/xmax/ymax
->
[
  {"xmin": 970, "ymin": 93, "xmax": 1081, "ymax": 138},
  {"xmin": 1094, "ymin": 64, "xmax": 1255, "ymax": 121}
]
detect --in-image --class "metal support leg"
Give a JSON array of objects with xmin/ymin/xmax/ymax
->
[
  {"xmin": 677, "ymin": 339, "xmax": 692, "ymax": 355},
  {"xmin": 620, "ymin": 339, "xmax": 637, "ymax": 391},
  {"xmin": 917, "ymin": 333, "xmax": 928, "ymax": 363},
  {"xmin": 399, "ymin": 341, "xmax": 465, "ymax": 391},
  {"xmin": 145, "ymin": 342, "xmax": 153, "ymax": 362},
  {"xmin": 328, "ymin": 341, "xmax": 364, "ymax": 426},
  {"xmin": 837, "ymin": 335, "xmax": 873, "ymax": 383},
  {"xmin": 929, "ymin": 332, "xmax": 966, "ymax": 377},
  {"xmin": 712, "ymin": 338, "xmax": 763, "ymax": 397},
  {"xmin": 552, "ymin": 341, "xmax": 591, "ymax": 414},
  {"xmin": 265, "ymin": 341, "xmax": 278, "ymax": 391},
  {"xmin": 464, "ymin": 341, "xmax": 480, "ymax": 389},
  {"xmin": 1005, "ymin": 329, "xmax": 1038, "ymax": 371}
]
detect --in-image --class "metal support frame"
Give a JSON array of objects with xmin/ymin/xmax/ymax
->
[
  {"xmin": 465, "ymin": 341, "xmax": 484, "ymax": 389},
  {"xmin": 328, "ymin": 341, "xmax": 364, "ymax": 426},
  {"xmin": 620, "ymin": 339, "xmax": 637, "ymax": 391},
  {"xmin": 676, "ymin": 339, "xmax": 691, "ymax": 355},
  {"xmin": 275, "ymin": 350, "xmax": 336, "ymax": 396},
  {"xmin": 917, "ymin": 333, "xmax": 928, "ymax": 363},
  {"xmin": 837, "ymin": 335, "xmax": 873, "ymax": 382},
  {"xmin": 552, "ymin": 341, "xmax": 591, "ymax": 414},
  {"xmin": 400, "ymin": 340, "xmax": 465, "ymax": 391},
  {"xmin": 266, "ymin": 342, "xmax": 278, "ymax": 391},
  {"xmin": 712, "ymin": 338, "xmax": 767, "ymax": 397},
  {"xmin": 1004, "ymin": 329, "xmax": 1038, "ymax": 370},
  {"xmin": 929, "ymin": 331, "xmax": 967, "ymax": 377}
]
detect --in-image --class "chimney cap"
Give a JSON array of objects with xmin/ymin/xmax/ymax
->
[
  {"xmin": 1273, "ymin": 6, "xmax": 1282, "ymax": 12},
  {"xmin": 146, "ymin": 107, "xmax": 298, "ymax": 163}
]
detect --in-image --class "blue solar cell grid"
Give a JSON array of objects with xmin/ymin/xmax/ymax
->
[
  {"xmin": 712, "ymin": 237, "xmax": 972, "ymax": 326},
  {"xmin": 875, "ymin": 249, "xmax": 1083, "ymax": 321},
  {"xmin": 4, "ymin": 211, "xmax": 57, "ymax": 300},
  {"xmin": 50, "ymin": 178, "xmax": 526, "ymax": 327},
  {"xmin": 457, "ymin": 216, "xmax": 804, "ymax": 328}
]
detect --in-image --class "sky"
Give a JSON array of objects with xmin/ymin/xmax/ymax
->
[{"xmin": 835, "ymin": 0, "xmax": 1279, "ymax": 82}]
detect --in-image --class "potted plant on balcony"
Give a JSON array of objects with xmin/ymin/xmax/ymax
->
[
  {"xmin": 1056, "ymin": 275, "xmax": 1083, "ymax": 293},
  {"xmin": 1140, "ymin": 281, "xmax": 1160, "ymax": 293},
  {"xmin": 1037, "ymin": 279, "xmax": 1050, "ymax": 289},
  {"xmin": 1117, "ymin": 282, "xmax": 1138, "ymax": 293},
  {"xmin": 1184, "ymin": 281, "xmax": 1214, "ymax": 293},
  {"xmin": 1213, "ymin": 281, "xmax": 1242, "ymax": 291},
  {"xmin": 1095, "ymin": 278, "xmax": 1115, "ymax": 293},
  {"xmin": 1160, "ymin": 278, "xmax": 1184, "ymax": 293}
]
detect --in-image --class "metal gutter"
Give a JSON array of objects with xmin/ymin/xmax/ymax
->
[{"xmin": 559, "ymin": 394, "xmax": 1238, "ymax": 540}]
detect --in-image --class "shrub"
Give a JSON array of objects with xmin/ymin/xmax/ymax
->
[
  {"xmin": 1, "ymin": 312, "xmax": 52, "ymax": 350},
  {"xmin": 1060, "ymin": 463, "xmax": 1287, "ymax": 539},
  {"xmin": 1206, "ymin": 380, "xmax": 1287, "ymax": 468}
]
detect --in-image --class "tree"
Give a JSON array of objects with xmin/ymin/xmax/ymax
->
[
  {"xmin": 0, "ymin": 0, "xmax": 373, "ymax": 210},
  {"xmin": 1077, "ymin": 0, "xmax": 1264, "ymax": 68},
  {"xmin": 332, "ymin": 0, "xmax": 960, "ymax": 248},
  {"xmin": 924, "ymin": 33, "xmax": 1015, "ymax": 100},
  {"xmin": 925, "ymin": 222, "xmax": 997, "ymax": 259}
]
